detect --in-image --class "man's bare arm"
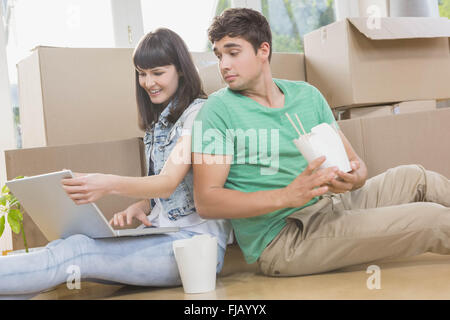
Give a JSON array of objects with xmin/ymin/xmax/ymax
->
[
  {"xmin": 326, "ymin": 130, "xmax": 368, "ymax": 193},
  {"xmin": 339, "ymin": 129, "xmax": 368, "ymax": 189},
  {"xmin": 192, "ymin": 153, "xmax": 338, "ymax": 219}
]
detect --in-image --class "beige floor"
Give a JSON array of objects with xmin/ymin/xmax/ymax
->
[{"xmin": 31, "ymin": 245, "xmax": 450, "ymax": 300}]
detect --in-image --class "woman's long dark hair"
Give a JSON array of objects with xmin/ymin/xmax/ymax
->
[{"xmin": 133, "ymin": 28, "xmax": 207, "ymax": 131}]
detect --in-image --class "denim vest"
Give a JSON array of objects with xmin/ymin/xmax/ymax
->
[{"xmin": 143, "ymin": 98, "xmax": 205, "ymax": 224}]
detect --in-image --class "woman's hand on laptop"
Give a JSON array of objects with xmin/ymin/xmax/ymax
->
[
  {"xmin": 109, "ymin": 202, "xmax": 152, "ymax": 228},
  {"xmin": 61, "ymin": 171, "xmax": 115, "ymax": 205}
]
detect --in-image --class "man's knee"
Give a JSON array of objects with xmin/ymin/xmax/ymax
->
[
  {"xmin": 390, "ymin": 164, "xmax": 425, "ymax": 177},
  {"xmin": 387, "ymin": 164, "xmax": 427, "ymax": 189}
]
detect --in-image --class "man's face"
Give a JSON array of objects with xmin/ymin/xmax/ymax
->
[{"xmin": 213, "ymin": 36, "xmax": 264, "ymax": 91}]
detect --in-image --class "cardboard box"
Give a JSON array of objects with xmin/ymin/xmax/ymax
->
[
  {"xmin": 340, "ymin": 100, "xmax": 436, "ymax": 119},
  {"xmin": 270, "ymin": 52, "xmax": 306, "ymax": 82},
  {"xmin": 191, "ymin": 51, "xmax": 306, "ymax": 95},
  {"xmin": 336, "ymin": 117, "xmax": 365, "ymax": 162},
  {"xmin": 338, "ymin": 108, "xmax": 450, "ymax": 179},
  {"xmin": 340, "ymin": 105, "xmax": 394, "ymax": 120},
  {"xmin": 4, "ymin": 138, "xmax": 145, "ymax": 250},
  {"xmin": 4, "ymin": 109, "xmax": 449, "ymax": 250},
  {"xmin": 392, "ymin": 100, "xmax": 437, "ymax": 114},
  {"xmin": 437, "ymin": 99, "xmax": 450, "ymax": 109},
  {"xmin": 17, "ymin": 48, "xmax": 306, "ymax": 149},
  {"xmin": 304, "ymin": 17, "xmax": 450, "ymax": 108},
  {"xmin": 17, "ymin": 46, "xmax": 145, "ymax": 148},
  {"xmin": 191, "ymin": 51, "xmax": 227, "ymax": 95}
]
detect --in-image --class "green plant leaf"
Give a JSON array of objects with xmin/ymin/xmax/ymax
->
[
  {"xmin": 10, "ymin": 195, "xmax": 18, "ymax": 203},
  {"xmin": 9, "ymin": 199, "xmax": 19, "ymax": 208},
  {"xmin": 0, "ymin": 195, "xmax": 6, "ymax": 206},
  {"xmin": 0, "ymin": 215, "xmax": 5, "ymax": 237},
  {"xmin": 9, "ymin": 209, "xmax": 23, "ymax": 221},
  {"xmin": 1, "ymin": 184, "xmax": 9, "ymax": 195},
  {"xmin": 3, "ymin": 194, "xmax": 12, "ymax": 204},
  {"xmin": 14, "ymin": 176, "xmax": 25, "ymax": 180},
  {"xmin": 7, "ymin": 211, "xmax": 21, "ymax": 234}
]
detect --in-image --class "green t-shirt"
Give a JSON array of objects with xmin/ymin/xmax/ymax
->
[{"xmin": 192, "ymin": 79, "xmax": 339, "ymax": 264}]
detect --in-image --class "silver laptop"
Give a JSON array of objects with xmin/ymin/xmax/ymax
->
[{"xmin": 5, "ymin": 170, "xmax": 179, "ymax": 241}]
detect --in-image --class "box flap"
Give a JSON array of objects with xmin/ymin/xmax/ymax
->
[
  {"xmin": 348, "ymin": 17, "xmax": 450, "ymax": 40},
  {"xmin": 30, "ymin": 45, "xmax": 62, "ymax": 52}
]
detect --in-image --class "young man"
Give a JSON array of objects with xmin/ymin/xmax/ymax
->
[{"xmin": 192, "ymin": 8, "xmax": 450, "ymax": 276}]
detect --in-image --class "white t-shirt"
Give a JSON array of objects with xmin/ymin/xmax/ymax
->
[{"xmin": 147, "ymin": 103, "xmax": 233, "ymax": 249}]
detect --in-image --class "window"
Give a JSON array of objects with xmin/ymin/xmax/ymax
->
[
  {"xmin": 206, "ymin": 0, "xmax": 231, "ymax": 51},
  {"xmin": 140, "ymin": 0, "xmax": 228, "ymax": 52},
  {"xmin": 2, "ymin": 0, "xmax": 115, "ymax": 148},
  {"xmin": 5, "ymin": 0, "xmax": 114, "ymax": 83},
  {"xmin": 439, "ymin": 0, "xmax": 450, "ymax": 18},
  {"xmin": 261, "ymin": 0, "xmax": 336, "ymax": 53}
]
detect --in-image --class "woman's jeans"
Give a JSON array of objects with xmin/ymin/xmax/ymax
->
[{"xmin": 0, "ymin": 230, "xmax": 226, "ymax": 298}]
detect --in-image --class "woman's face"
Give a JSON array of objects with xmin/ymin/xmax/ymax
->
[{"xmin": 137, "ymin": 64, "xmax": 180, "ymax": 106}]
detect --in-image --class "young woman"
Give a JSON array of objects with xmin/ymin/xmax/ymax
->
[{"xmin": 0, "ymin": 28, "xmax": 231, "ymax": 298}]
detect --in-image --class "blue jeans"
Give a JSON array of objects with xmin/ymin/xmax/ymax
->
[{"xmin": 0, "ymin": 230, "xmax": 226, "ymax": 298}]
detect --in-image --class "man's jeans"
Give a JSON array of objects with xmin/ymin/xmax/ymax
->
[
  {"xmin": 258, "ymin": 164, "xmax": 450, "ymax": 276},
  {"xmin": 0, "ymin": 230, "xmax": 225, "ymax": 298}
]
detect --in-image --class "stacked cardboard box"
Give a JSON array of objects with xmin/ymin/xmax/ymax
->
[
  {"xmin": 6, "ymin": 108, "xmax": 450, "ymax": 251},
  {"xmin": 6, "ymin": 18, "xmax": 450, "ymax": 250},
  {"xmin": 5, "ymin": 50, "xmax": 306, "ymax": 251},
  {"xmin": 304, "ymin": 17, "xmax": 450, "ymax": 120},
  {"xmin": 4, "ymin": 138, "xmax": 146, "ymax": 250},
  {"xmin": 17, "ymin": 47, "xmax": 145, "ymax": 149},
  {"xmin": 303, "ymin": 17, "xmax": 450, "ymax": 187},
  {"xmin": 191, "ymin": 51, "xmax": 306, "ymax": 94},
  {"xmin": 337, "ymin": 100, "xmax": 437, "ymax": 120},
  {"xmin": 16, "ymin": 48, "xmax": 306, "ymax": 149},
  {"xmin": 338, "ymin": 108, "xmax": 450, "ymax": 179},
  {"xmin": 437, "ymin": 99, "xmax": 450, "ymax": 109}
]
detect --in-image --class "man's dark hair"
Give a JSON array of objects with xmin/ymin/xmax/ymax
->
[{"xmin": 208, "ymin": 8, "xmax": 272, "ymax": 61}]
